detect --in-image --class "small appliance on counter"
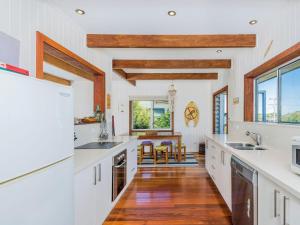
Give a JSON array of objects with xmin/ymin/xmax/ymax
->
[{"xmin": 291, "ymin": 136, "xmax": 300, "ymax": 175}]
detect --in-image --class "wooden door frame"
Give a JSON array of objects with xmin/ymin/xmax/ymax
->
[
  {"xmin": 36, "ymin": 31, "xmax": 106, "ymax": 112},
  {"xmin": 213, "ymin": 86, "xmax": 229, "ymax": 134}
]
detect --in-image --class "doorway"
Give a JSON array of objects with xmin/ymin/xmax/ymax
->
[{"xmin": 213, "ymin": 86, "xmax": 228, "ymax": 134}]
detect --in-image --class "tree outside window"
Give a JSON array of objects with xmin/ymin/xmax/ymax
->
[{"xmin": 132, "ymin": 100, "xmax": 171, "ymax": 130}]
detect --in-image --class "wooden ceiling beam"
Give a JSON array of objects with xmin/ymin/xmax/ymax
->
[
  {"xmin": 113, "ymin": 59, "xmax": 231, "ymax": 69},
  {"xmin": 113, "ymin": 69, "xmax": 136, "ymax": 86},
  {"xmin": 127, "ymin": 73, "xmax": 218, "ymax": 80},
  {"xmin": 87, "ymin": 34, "xmax": 256, "ymax": 48}
]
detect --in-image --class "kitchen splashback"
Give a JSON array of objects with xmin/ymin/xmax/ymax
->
[{"xmin": 228, "ymin": 121, "xmax": 300, "ymax": 152}]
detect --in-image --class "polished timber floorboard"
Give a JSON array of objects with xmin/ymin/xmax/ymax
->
[{"xmin": 104, "ymin": 155, "xmax": 232, "ymax": 225}]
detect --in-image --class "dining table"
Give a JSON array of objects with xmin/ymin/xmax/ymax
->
[{"xmin": 137, "ymin": 132, "xmax": 183, "ymax": 162}]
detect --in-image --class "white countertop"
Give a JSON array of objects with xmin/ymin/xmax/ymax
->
[
  {"xmin": 74, "ymin": 136, "xmax": 137, "ymax": 174},
  {"xmin": 206, "ymin": 134, "xmax": 300, "ymax": 199}
]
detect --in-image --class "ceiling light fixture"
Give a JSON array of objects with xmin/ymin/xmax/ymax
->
[
  {"xmin": 249, "ymin": 20, "xmax": 258, "ymax": 25},
  {"xmin": 216, "ymin": 50, "xmax": 222, "ymax": 53},
  {"xmin": 168, "ymin": 10, "xmax": 176, "ymax": 16},
  {"xmin": 75, "ymin": 9, "xmax": 85, "ymax": 15}
]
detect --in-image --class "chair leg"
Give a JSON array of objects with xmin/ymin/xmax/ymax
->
[
  {"xmin": 151, "ymin": 144, "xmax": 154, "ymax": 156},
  {"xmin": 140, "ymin": 149, "xmax": 144, "ymax": 164},
  {"xmin": 165, "ymin": 150, "xmax": 168, "ymax": 164},
  {"xmin": 170, "ymin": 144, "xmax": 173, "ymax": 157},
  {"xmin": 184, "ymin": 146, "xmax": 186, "ymax": 160},
  {"xmin": 154, "ymin": 149, "xmax": 157, "ymax": 164}
]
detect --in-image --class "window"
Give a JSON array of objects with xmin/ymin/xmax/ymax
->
[
  {"xmin": 255, "ymin": 59, "xmax": 300, "ymax": 124},
  {"xmin": 213, "ymin": 86, "xmax": 228, "ymax": 134},
  {"xmin": 131, "ymin": 99, "xmax": 171, "ymax": 130},
  {"xmin": 255, "ymin": 71, "xmax": 278, "ymax": 122}
]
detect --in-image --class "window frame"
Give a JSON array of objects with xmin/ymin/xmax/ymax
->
[
  {"xmin": 244, "ymin": 42, "xmax": 300, "ymax": 122},
  {"xmin": 129, "ymin": 99, "xmax": 174, "ymax": 134},
  {"xmin": 253, "ymin": 58, "xmax": 300, "ymax": 124}
]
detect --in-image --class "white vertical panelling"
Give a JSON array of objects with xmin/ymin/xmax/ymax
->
[
  {"xmin": 0, "ymin": 0, "xmax": 113, "ymax": 140},
  {"xmin": 211, "ymin": 1, "xmax": 300, "ymax": 150},
  {"xmin": 112, "ymin": 79, "xmax": 212, "ymax": 152}
]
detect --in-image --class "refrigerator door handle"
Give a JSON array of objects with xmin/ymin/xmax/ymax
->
[
  {"xmin": 94, "ymin": 166, "xmax": 97, "ymax": 185},
  {"xmin": 98, "ymin": 164, "xmax": 101, "ymax": 182}
]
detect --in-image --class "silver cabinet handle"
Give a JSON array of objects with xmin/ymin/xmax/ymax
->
[
  {"xmin": 98, "ymin": 164, "xmax": 101, "ymax": 182},
  {"xmin": 131, "ymin": 167, "xmax": 135, "ymax": 172},
  {"xmin": 94, "ymin": 166, "xmax": 97, "ymax": 185},
  {"xmin": 131, "ymin": 148, "xmax": 135, "ymax": 152},
  {"xmin": 274, "ymin": 190, "xmax": 280, "ymax": 218},
  {"xmin": 283, "ymin": 196, "xmax": 289, "ymax": 225}
]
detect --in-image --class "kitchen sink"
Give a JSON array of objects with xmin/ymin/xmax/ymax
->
[{"xmin": 226, "ymin": 142, "xmax": 267, "ymax": 151}]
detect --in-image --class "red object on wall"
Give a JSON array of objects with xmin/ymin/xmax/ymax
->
[
  {"xmin": 94, "ymin": 74, "xmax": 105, "ymax": 112},
  {"xmin": 0, "ymin": 63, "xmax": 29, "ymax": 76}
]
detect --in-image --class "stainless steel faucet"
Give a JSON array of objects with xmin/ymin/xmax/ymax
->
[{"xmin": 245, "ymin": 131, "xmax": 262, "ymax": 146}]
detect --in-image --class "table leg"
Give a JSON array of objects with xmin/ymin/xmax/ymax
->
[{"xmin": 177, "ymin": 137, "xmax": 182, "ymax": 162}]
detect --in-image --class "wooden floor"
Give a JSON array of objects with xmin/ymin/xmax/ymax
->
[{"xmin": 104, "ymin": 154, "xmax": 232, "ymax": 225}]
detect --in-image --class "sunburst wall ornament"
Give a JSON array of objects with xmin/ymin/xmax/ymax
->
[{"xmin": 184, "ymin": 101, "xmax": 199, "ymax": 127}]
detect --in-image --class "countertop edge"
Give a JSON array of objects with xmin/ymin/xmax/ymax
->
[
  {"xmin": 74, "ymin": 137, "xmax": 137, "ymax": 174},
  {"xmin": 205, "ymin": 134, "xmax": 300, "ymax": 200}
]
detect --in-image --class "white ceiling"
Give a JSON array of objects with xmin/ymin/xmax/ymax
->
[
  {"xmin": 44, "ymin": 0, "xmax": 291, "ymax": 81},
  {"xmin": 46, "ymin": 0, "xmax": 289, "ymax": 34}
]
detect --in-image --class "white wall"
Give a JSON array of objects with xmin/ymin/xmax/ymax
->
[
  {"xmin": 0, "ymin": 0, "xmax": 113, "ymax": 142},
  {"xmin": 112, "ymin": 79, "xmax": 212, "ymax": 152},
  {"xmin": 212, "ymin": 1, "xmax": 300, "ymax": 150}
]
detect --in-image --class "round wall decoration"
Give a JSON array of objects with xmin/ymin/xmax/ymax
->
[{"xmin": 184, "ymin": 101, "xmax": 199, "ymax": 127}]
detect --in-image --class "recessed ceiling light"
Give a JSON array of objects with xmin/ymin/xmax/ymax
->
[
  {"xmin": 75, "ymin": 9, "xmax": 85, "ymax": 15},
  {"xmin": 249, "ymin": 20, "xmax": 258, "ymax": 25},
  {"xmin": 216, "ymin": 50, "xmax": 222, "ymax": 53},
  {"xmin": 168, "ymin": 10, "xmax": 176, "ymax": 16}
]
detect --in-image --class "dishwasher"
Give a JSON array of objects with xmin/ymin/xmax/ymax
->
[{"xmin": 231, "ymin": 156, "xmax": 258, "ymax": 225}]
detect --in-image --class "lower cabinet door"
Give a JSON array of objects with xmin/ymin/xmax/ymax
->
[
  {"xmin": 95, "ymin": 156, "xmax": 113, "ymax": 224},
  {"xmin": 258, "ymin": 174, "xmax": 281, "ymax": 225},
  {"xmin": 127, "ymin": 144, "xmax": 137, "ymax": 183},
  {"xmin": 222, "ymin": 150, "xmax": 232, "ymax": 210},
  {"xmin": 75, "ymin": 164, "xmax": 97, "ymax": 225},
  {"xmin": 284, "ymin": 191, "xmax": 300, "ymax": 225}
]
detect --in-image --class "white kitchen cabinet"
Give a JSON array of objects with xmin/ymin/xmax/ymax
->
[
  {"xmin": 95, "ymin": 156, "xmax": 112, "ymax": 224},
  {"xmin": 75, "ymin": 140, "xmax": 138, "ymax": 225},
  {"xmin": 221, "ymin": 149, "xmax": 232, "ymax": 210},
  {"xmin": 75, "ymin": 162, "xmax": 98, "ymax": 225},
  {"xmin": 206, "ymin": 140, "xmax": 217, "ymax": 181},
  {"xmin": 127, "ymin": 140, "xmax": 138, "ymax": 183},
  {"xmin": 205, "ymin": 139, "xmax": 232, "ymax": 210},
  {"xmin": 75, "ymin": 156, "xmax": 112, "ymax": 225},
  {"xmin": 258, "ymin": 173, "xmax": 300, "ymax": 225}
]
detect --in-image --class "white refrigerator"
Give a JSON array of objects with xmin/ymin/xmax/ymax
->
[{"xmin": 0, "ymin": 70, "xmax": 74, "ymax": 225}]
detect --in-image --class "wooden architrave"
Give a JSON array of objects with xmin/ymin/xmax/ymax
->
[
  {"xmin": 87, "ymin": 34, "xmax": 256, "ymax": 48},
  {"xmin": 213, "ymin": 86, "xmax": 229, "ymax": 134},
  {"xmin": 244, "ymin": 42, "xmax": 300, "ymax": 121},
  {"xmin": 36, "ymin": 31, "xmax": 106, "ymax": 111}
]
